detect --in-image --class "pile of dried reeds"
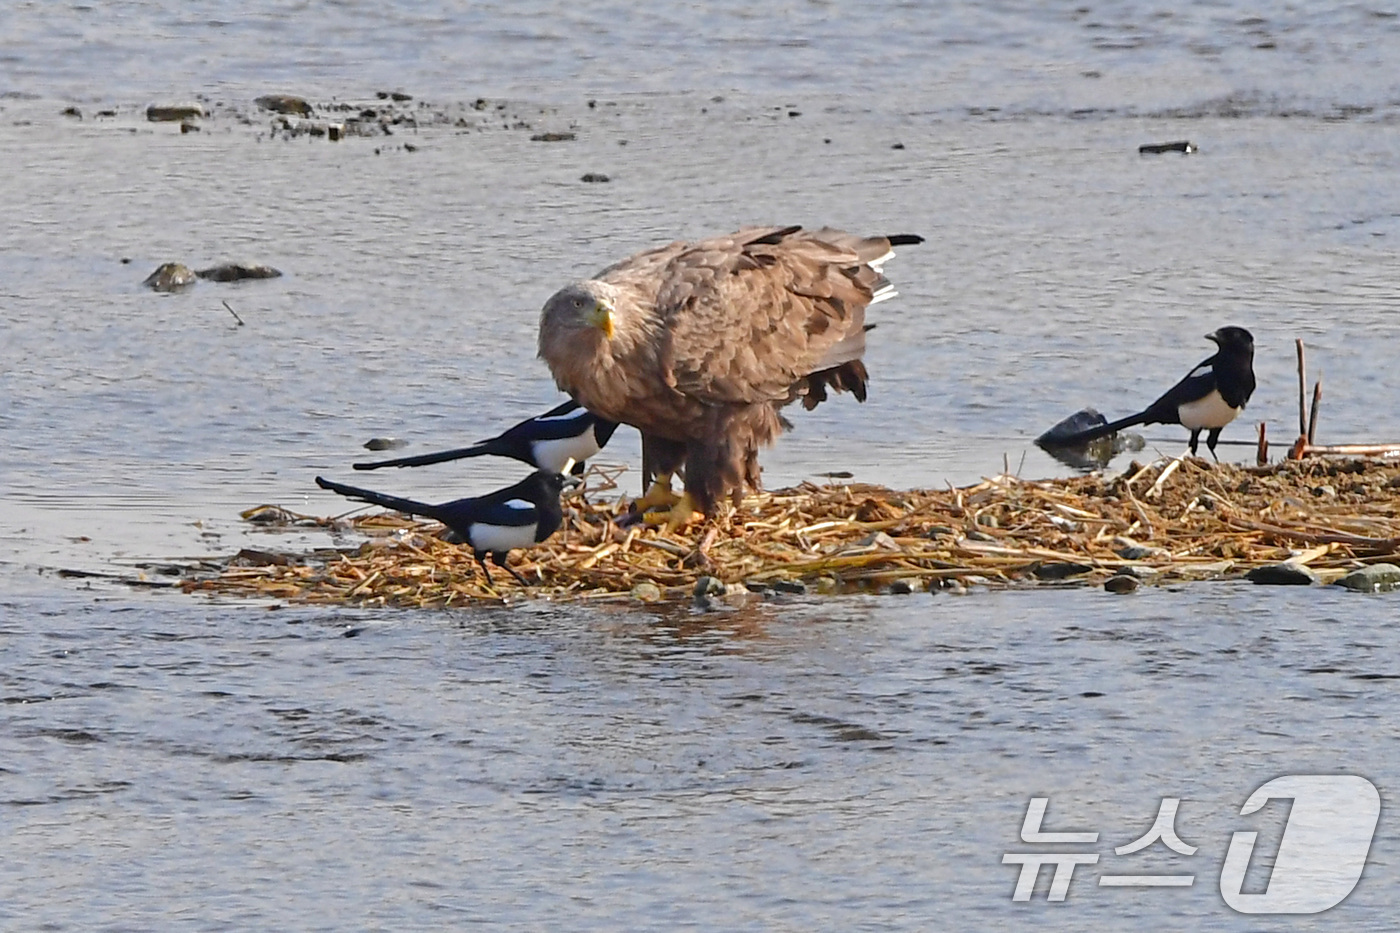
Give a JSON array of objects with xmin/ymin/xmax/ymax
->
[{"xmin": 182, "ymin": 456, "xmax": 1400, "ymax": 607}]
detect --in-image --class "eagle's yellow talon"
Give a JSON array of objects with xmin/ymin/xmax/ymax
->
[
  {"xmin": 632, "ymin": 474, "xmax": 680, "ymax": 514},
  {"xmin": 641, "ymin": 492, "xmax": 702, "ymax": 532}
]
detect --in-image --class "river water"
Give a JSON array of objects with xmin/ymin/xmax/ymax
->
[{"xmin": 2, "ymin": 2, "xmax": 1399, "ymax": 929}]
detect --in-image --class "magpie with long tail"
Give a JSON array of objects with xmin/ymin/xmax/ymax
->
[
  {"xmin": 352, "ymin": 400, "xmax": 619, "ymax": 476},
  {"xmin": 1038, "ymin": 326, "xmax": 1256, "ymax": 459},
  {"xmin": 314, "ymin": 468, "xmax": 574, "ymax": 587}
]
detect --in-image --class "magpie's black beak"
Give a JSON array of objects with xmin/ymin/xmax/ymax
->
[{"xmin": 1205, "ymin": 331, "xmax": 1220, "ymax": 344}]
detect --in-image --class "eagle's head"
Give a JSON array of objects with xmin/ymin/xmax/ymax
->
[{"xmin": 540, "ymin": 280, "xmax": 618, "ymax": 342}]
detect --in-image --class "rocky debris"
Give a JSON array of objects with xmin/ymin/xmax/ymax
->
[
  {"xmin": 1032, "ymin": 561, "xmax": 1095, "ymax": 580},
  {"xmin": 1245, "ymin": 562, "xmax": 1320, "ymax": 586},
  {"xmin": 1036, "ymin": 407, "xmax": 1146, "ymax": 471},
  {"xmin": 255, "ymin": 95, "xmax": 313, "ymax": 116},
  {"xmin": 362, "ymin": 438, "xmax": 407, "ymax": 452},
  {"xmin": 1334, "ymin": 563, "xmax": 1400, "ymax": 592},
  {"xmin": 147, "ymin": 103, "xmax": 204, "ymax": 122},
  {"xmin": 196, "ymin": 262, "xmax": 282, "ymax": 282},
  {"xmin": 1139, "ymin": 140, "xmax": 1197, "ymax": 154},
  {"xmin": 142, "ymin": 262, "xmax": 197, "ymax": 292},
  {"xmin": 630, "ymin": 581, "xmax": 662, "ymax": 602},
  {"xmin": 580, "ymin": 172, "xmax": 610, "ymax": 183},
  {"xmin": 530, "ymin": 131, "xmax": 576, "ymax": 142},
  {"xmin": 1104, "ymin": 574, "xmax": 1140, "ymax": 593}
]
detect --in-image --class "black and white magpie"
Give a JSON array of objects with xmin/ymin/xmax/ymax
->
[
  {"xmin": 314, "ymin": 469, "xmax": 572, "ymax": 587},
  {"xmin": 1041, "ymin": 326, "xmax": 1256, "ymax": 459},
  {"xmin": 352, "ymin": 399, "xmax": 618, "ymax": 476}
]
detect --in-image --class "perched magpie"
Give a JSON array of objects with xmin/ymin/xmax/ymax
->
[
  {"xmin": 352, "ymin": 399, "xmax": 617, "ymax": 476},
  {"xmin": 314, "ymin": 469, "xmax": 572, "ymax": 587},
  {"xmin": 1041, "ymin": 326, "xmax": 1256, "ymax": 459}
]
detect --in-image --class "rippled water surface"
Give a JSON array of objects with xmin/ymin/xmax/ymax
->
[{"xmin": 3, "ymin": 1, "xmax": 1400, "ymax": 928}]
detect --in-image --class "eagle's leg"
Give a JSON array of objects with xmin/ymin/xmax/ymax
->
[{"xmin": 632, "ymin": 472, "xmax": 682, "ymax": 514}]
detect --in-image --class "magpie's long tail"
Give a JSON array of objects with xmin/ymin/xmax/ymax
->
[
  {"xmin": 352, "ymin": 439, "xmax": 507, "ymax": 471},
  {"xmin": 315, "ymin": 476, "xmax": 443, "ymax": 521},
  {"xmin": 886, "ymin": 234, "xmax": 925, "ymax": 246},
  {"xmin": 1045, "ymin": 411, "xmax": 1153, "ymax": 448}
]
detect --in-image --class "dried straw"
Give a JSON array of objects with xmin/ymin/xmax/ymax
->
[{"xmin": 182, "ymin": 457, "xmax": 1400, "ymax": 607}]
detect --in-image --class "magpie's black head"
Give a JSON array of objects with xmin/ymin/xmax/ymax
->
[
  {"xmin": 526, "ymin": 469, "xmax": 569, "ymax": 501},
  {"xmin": 1206, "ymin": 326, "xmax": 1254, "ymax": 353}
]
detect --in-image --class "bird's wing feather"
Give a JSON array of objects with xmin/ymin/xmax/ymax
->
[
  {"xmin": 1143, "ymin": 354, "xmax": 1218, "ymax": 421},
  {"xmin": 651, "ymin": 227, "xmax": 881, "ymax": 404}
]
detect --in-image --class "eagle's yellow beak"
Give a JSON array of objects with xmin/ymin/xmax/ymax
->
[{"xmin": 585, "ymin": 300, "xmax": 615, "ymax": 340}]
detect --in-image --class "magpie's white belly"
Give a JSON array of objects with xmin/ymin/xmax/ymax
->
[
  {"xmin": 1177, "ymin": 389, "xmax": 1241, "ymax": 430},
  {"xmin": 531, "ymin": 435, "xmax": 600, "ymax": 473},
  {"xmin": 468, "ymin": 521, "xmax": 538, "ymax": 553}
]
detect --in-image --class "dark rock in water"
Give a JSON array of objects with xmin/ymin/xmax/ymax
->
[
  {"xmin": 1036, "ymin": 407, "xmax": 1144, "ymax": 471},
  {"xmin": 693, "ymin": 575, "xmax": 727, "ymax": 599},
  {"xmin": 363, "ymin": 437, "xmax": 408, "ymax": 451},
  {"xmin": 771, "ymin": 578, "xmax": 807, "ymax": 595},
  {"xmin": 255, "ymin": 95, "xmax": 313, "ymax": 116},
  {"xmin": 1104, "ymin": 574, "xmax": 1140, "ymax": 594},
  {"xmin": 143, "ymin": 262, "xmax": 197, "ymax": 292},
  {"xmin": 580, "ymin": 172, "xmax": 610, "ymax": 183},
  {"xmin": 1245, "ymin": 562, "xmax": 1319, "ymax": 586},
  {"xmin": 1037, "ymin": 407, "xmax": 1107, "ymax": 446},
  {"xmin": 1139, "ymin": 140, "xmax": 1197, "ymax": 154},
  {"xmin": 531, "ymin": 131, "xmax": 576, "ymax": 142},
  {"xmin": 146, "ymin": 103, "xmax": 204, "ymax": 122},
  {"xmin": 1335, "ymin": 563, "xmax": 1400, "ymax": 592},
  {"xmin": 888, "ymin": 579, "xmax": 914, "ymax": 595},
  {"xmin": 61, "ymin": 106, "xmax": 82, "ymax": 119},
  {"xmin": 196, "ymin": 263, "xmax": 283, "ymax": 282},
  {"xmin": 1032, "ymin": 561, "xmax": 1094, "ymax": 580},
  {"xmin": 180, "ymin": 122, "xmax": 200, "ymax": 133}
]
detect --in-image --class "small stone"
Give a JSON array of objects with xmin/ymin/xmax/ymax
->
[
  {"xmin": 1104, "ymin": 574, "xmax": 1140, "ymax": 594},
  {"xmin": 61, "ymin": 106, "xmax": 82, "ymax": 119},
  {"xmin": 1311, "ymin": 484, "xmax": 1337, "ymax": 498},
  {"xmin": 146, "ymin": 103, "xmax": 204, "ymax": 122},
  {"xmin": 142, "ymin": 262, "xmax": 197, "ymax": 292},
  {"xmin": 254, "ymin": 95, "xmax": 313, "ymax": 116},
  {"xmin": 771, "ymin": 579, "xmax": 807, "ymax": 595},
  {"xmin": 1138, "ymin": 140, "xmax": 1197, "ymax": 154},
  {"xmin": 180, "ymin": 122, "xmax": 200, "ymax": 133},
  {"xmin": 1032, "ymin": 561, "xmax": 1094, "ymax": 580},
  {"xmin": 363, "ymin": 437, "xmax": 407, "ymax": 451},
  {"xmin": 630, "ymin": 582, "xmax": 663, "ymax": 602},
  {"xmin": 925, "ymin": 525, "xmax": 954, "ymax": 538},
  {"xmin": 1245, "ymin": 562, "xmax": 1319, "ymax": 586},
  {"xmin": 580, "ymin": 172, "xmax": 610, "ymax": 183},
  {"xmin": 814, "ymin": 576, "xmax": 840, "ymax": 595},
  {"xmin": 944, "ymin": 579, "xmax": 968, "ymax": 595},
  {"xmin": 888, "ymin": 579, "xmax": 914, "ymax": 595},
  {"xmin": 693, "ymin": 575, "xmax": 726, "ymax": 599},
  {"xmin": 1335, "ymin": 563, "xmax": 1400, "ymax": 593},
  {"xmin": 327, "ymin": 124, "xmax": 343, "ymax": 141},
  {"xmin": 530, "ymin": 131, "xmax": 576, "ymax": 142},
  {"xmin": 195, "ymin": 262, "xmax": 282, "ymax": 282},
  {"xmin": 976, "ymin": 513, "xmax": 999, "ymax": 528},
  {"xmin": 857, "ymin": 531, "xmax": 901, "ymax": 550},
  {"xmin": 1116, "ymin": 544, "xmax": 1166, "ymax": 561}
]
